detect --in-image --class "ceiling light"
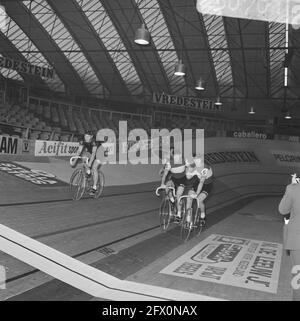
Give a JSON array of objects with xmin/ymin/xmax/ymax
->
[
  {"xmin": 215, "ymin": 97, "xmax": 222, "ymax": 106},
  {"xmin": 174, "ymin": 60, "xmax": 185, "ymax": 76},
  {"xmin": 285, "ymin": 112, "xmax": 292, "ymax": 119},
  {"xmin": 134, "ymin": 24, "xmax": 150, "ymax": 45},
  {"xmin": 248, "ymin": 107, "xmax": 255, "ymax": 114},
  {"xmin": 195, "ymin": 79, "xmax": 205, "ymax": 90}
]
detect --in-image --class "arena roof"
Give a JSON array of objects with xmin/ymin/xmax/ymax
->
[{"xmin": 0, "ymin": 0, "xmax": 299, "ymax": 111}]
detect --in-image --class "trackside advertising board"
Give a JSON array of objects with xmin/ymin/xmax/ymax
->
[
  {"xmin": 227, "ymin": 131, "xmax": 274, "ymax": 140},
  {"xmin": 160, "ymin": 234, "xmax": 282, "ymax": 293},
  {"xmin": 0, "ymin": 135, "xmax": 19, "ymax": 155},
  {"xmin": 34, "ymin": 140, "xmax": 80, "ymax": 157},
  {"xmin": 271, "ymin": 150, "xmax": 300, "ymax": 168},
  {"xmin": 34, "ymin": 140, "xmax": 115, "ymax": 157},
  {"xmin": 0, "ymin": 162, "xmax": 67, "ymax": 187}
]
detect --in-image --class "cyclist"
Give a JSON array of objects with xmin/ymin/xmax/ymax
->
[
  {"xmin": 184, "ymin": 156, "xmax": 213, "ymax": 225},
  {"xmin": 71, "ymin": 130, "xmax": 104, "ymax": 196},
  {"xmin": 160, "ymin": 147, "xmax": 187, "ymax": 221}
]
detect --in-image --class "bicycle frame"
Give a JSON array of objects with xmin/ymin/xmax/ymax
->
[
  {"xmin": 69, "ymin": 156, "xmax": 105, "ymax": 200},
  {"xmin": 179, "ymin": 194, "xmax": 202, "ymax": 242},
  {"xmin": 156, "ymin": 186, "xmax": 177, "ymax": 232}
]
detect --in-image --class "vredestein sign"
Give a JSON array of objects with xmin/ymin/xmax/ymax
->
[
  {"xmin": 0, "ymin": 56, "xmax": 54, "ymax": 79},
  {"xmin": 153, "ymin": 92, "xmax": 221, "ymax": 112}
]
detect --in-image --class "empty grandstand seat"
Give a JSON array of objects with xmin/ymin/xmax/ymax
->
[
  {"xmin": 29, "ymin": 103, "xmax": 36, "ymax": 111},
  {"xmin": 54, "ymin": 127, "xmax": 61, "ymax": 133},
  {"xmin": 66, "ymin": 110, "xmax": 76, "ymax": 132},
  {"xmin": 58, "ymin": 106, "xmax": 68, "ymax": 128},
  {"xmin": 44, "ymin": 105, "xmax": 51, "ymax": 119},
  {"xmin": 52, "ymin": 133, "xmax": 61, "ymax": 141},
  {"xmin": 61, "ymin": 134, "xmax": 70, "ymax": 142},
  {"xmin": 51, "ymin": 105, "xmax": 60, "ymax": 123},
  {"xmin": 35, "ymin": 123, "xmax": 44, "ymax": 130},
  {"xmin": 21, "ymin": 129, "xmax": 29, "ymax": 139},
  {"xmin": 40, "ymin": 132, "xmax": 51, "ymax": 140},
  {"xmin": 44, "ymin": 126, "xmax": 52, "ymax": 131},
  {"xmin": 29, "ymin": 131, "xmax": 41, "ymax": 140},
  {"xmin": 36, "ymin": 105, "xmax": 43, "ymax": 115}
]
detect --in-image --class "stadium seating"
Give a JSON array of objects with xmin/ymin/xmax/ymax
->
[{"xmin": 0, "ymin": 99, "xmax": 243, "ymax": 143}]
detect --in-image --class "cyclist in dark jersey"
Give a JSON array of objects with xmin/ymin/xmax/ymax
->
[
  {"xmin": 77, "ymin": 131, "xmax": 105, "ymax": 195},
  {"xmin": 160, "ymin": 148, "xmax": 187, "ymax": 220}
]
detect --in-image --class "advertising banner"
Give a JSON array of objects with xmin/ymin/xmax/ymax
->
[
  {"xmin": 0, "ymin": 56, "xmax": 54, "ymax": 79},
  {"xmin": 271, "ymin": 150, "xmax": 300, "ymax": 167},
  {"xmin": 160, "ymin": 234, "xmax": 282, "ymax": 293},
  {"xmin": 153, "ymin": 93, "xmax": 221, "ymax": 112},
  {"xmin": 34, "ymin": 140, "xmax": 80, "ymax": 157},
  {"xmin": 0, "ymin": 135, "xmax": 19, "ymax": 155},
  {"xmin": 0, "ymin": 162, "xmax": 67, "ymax": 187},
  {"xmin": 204, "ymin": 151, "xmax": 260, "ymax": 165},
  {"xmin": 227, "ymin": 130, "xmax": 274, "ymax": 140},
  {"xmin": 22, "ymin": 139, "xmax": 30, "ymax": 153}
]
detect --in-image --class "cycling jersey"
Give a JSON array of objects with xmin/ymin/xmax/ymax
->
[
  {"xmin": 163, "ymin": 153, "xmax": 186, "ymax": 178},
  {"xmin": 80, "ymin": 139, "xmax": 103, "ymax": 154},
  {"xmin": 185, "ymin": 162, "xmax": 213, "ymax": 193}
]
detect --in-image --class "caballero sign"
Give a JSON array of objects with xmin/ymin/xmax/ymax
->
[
  {"xmin": 227, "ymin": 130, "xmax": 273, "ymax": 140},
  {"xmin": 153, "ymin": 93, "xmax": 221, "ymax": 111}
]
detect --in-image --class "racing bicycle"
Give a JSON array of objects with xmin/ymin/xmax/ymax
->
[
  {"xmin": 155, "ymin": 186, "xmax": 177, "ymax": 232},
  {"xmin": 69, "ymin": 156, "xmax": 105, "ymax": 201},
  {"xmin": 179, "ymin": 195, "xmax": 205, "ymax": 242}
]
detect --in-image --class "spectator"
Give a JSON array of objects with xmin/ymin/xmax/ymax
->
[{"xmin": 278, "ymin": 174, "xmax": 300, "ymax": 301}]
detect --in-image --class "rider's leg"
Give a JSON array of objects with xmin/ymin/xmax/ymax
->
[
  {"xmin": 166, "ymin": 180, "xmax": 175, "ymax": 202},
  {"xmin": 197, "ymin": 192, "xmax": 208, "ymax": 219},
  {"xmin": 91, "ymin": 160, "xmax": 101, "ymax": 191},
  {"xmin": 186, "ymin": 190, "xmax": 195, "ymax": 223},
  {"xmin": 186, "ymin": 189, "xmax": 194, "ymax": 210},
  {"xmin": 176, "ymin": 185, "xmax": 185, "ymax": 218}
]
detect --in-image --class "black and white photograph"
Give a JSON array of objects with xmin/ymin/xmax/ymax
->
[{"xmin": 0, "ymin": 0, "xmax": 300, "ymax": 306}]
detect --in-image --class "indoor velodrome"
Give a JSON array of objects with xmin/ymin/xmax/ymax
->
[{"xmin": 1, "ymin": 0, "xmax": 300, "ymax": 302}]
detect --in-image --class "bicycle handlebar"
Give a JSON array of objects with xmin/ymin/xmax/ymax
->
[
  {"xmin": 69, "ymin": 156, "xmax": 89, "ymax": 166},
  {"xmin": 178, "ymin": 195, "xmax": 190, "ymax": 202},
  {"xmin": 155, "ymin": 186, "xmax": 175, "ymax": 197},
  {"xmin": 179, "ymin": 193, "xmax": 198, "ymax": 203}
]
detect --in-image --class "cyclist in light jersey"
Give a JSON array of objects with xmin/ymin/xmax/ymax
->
[
  {"xmin": 184, "ymin": 156, "xmax": 213, "ymax": 223},
  {"xmin": 160, "ymin": 149, "xmax": 187, "ymax": 220}
]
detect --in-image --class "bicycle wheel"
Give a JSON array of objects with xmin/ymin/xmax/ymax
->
[
  {"xmin": 94, "ymin": 171, "xmax": 105, "ymax": 199},
  {"xmin": 192, "ymin": 202, "xmax": 203, "ymax": 237},
  {"xmin": 159, "ymin": 197, "xmax": 172, "ymax": 232},
  {"xmin": 180, "ymin": 201, "xmax": 192, "ymax": 242},
  {"xmin": 70, "ymin": 168, "xmax": 86, "ymax": 201}
]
